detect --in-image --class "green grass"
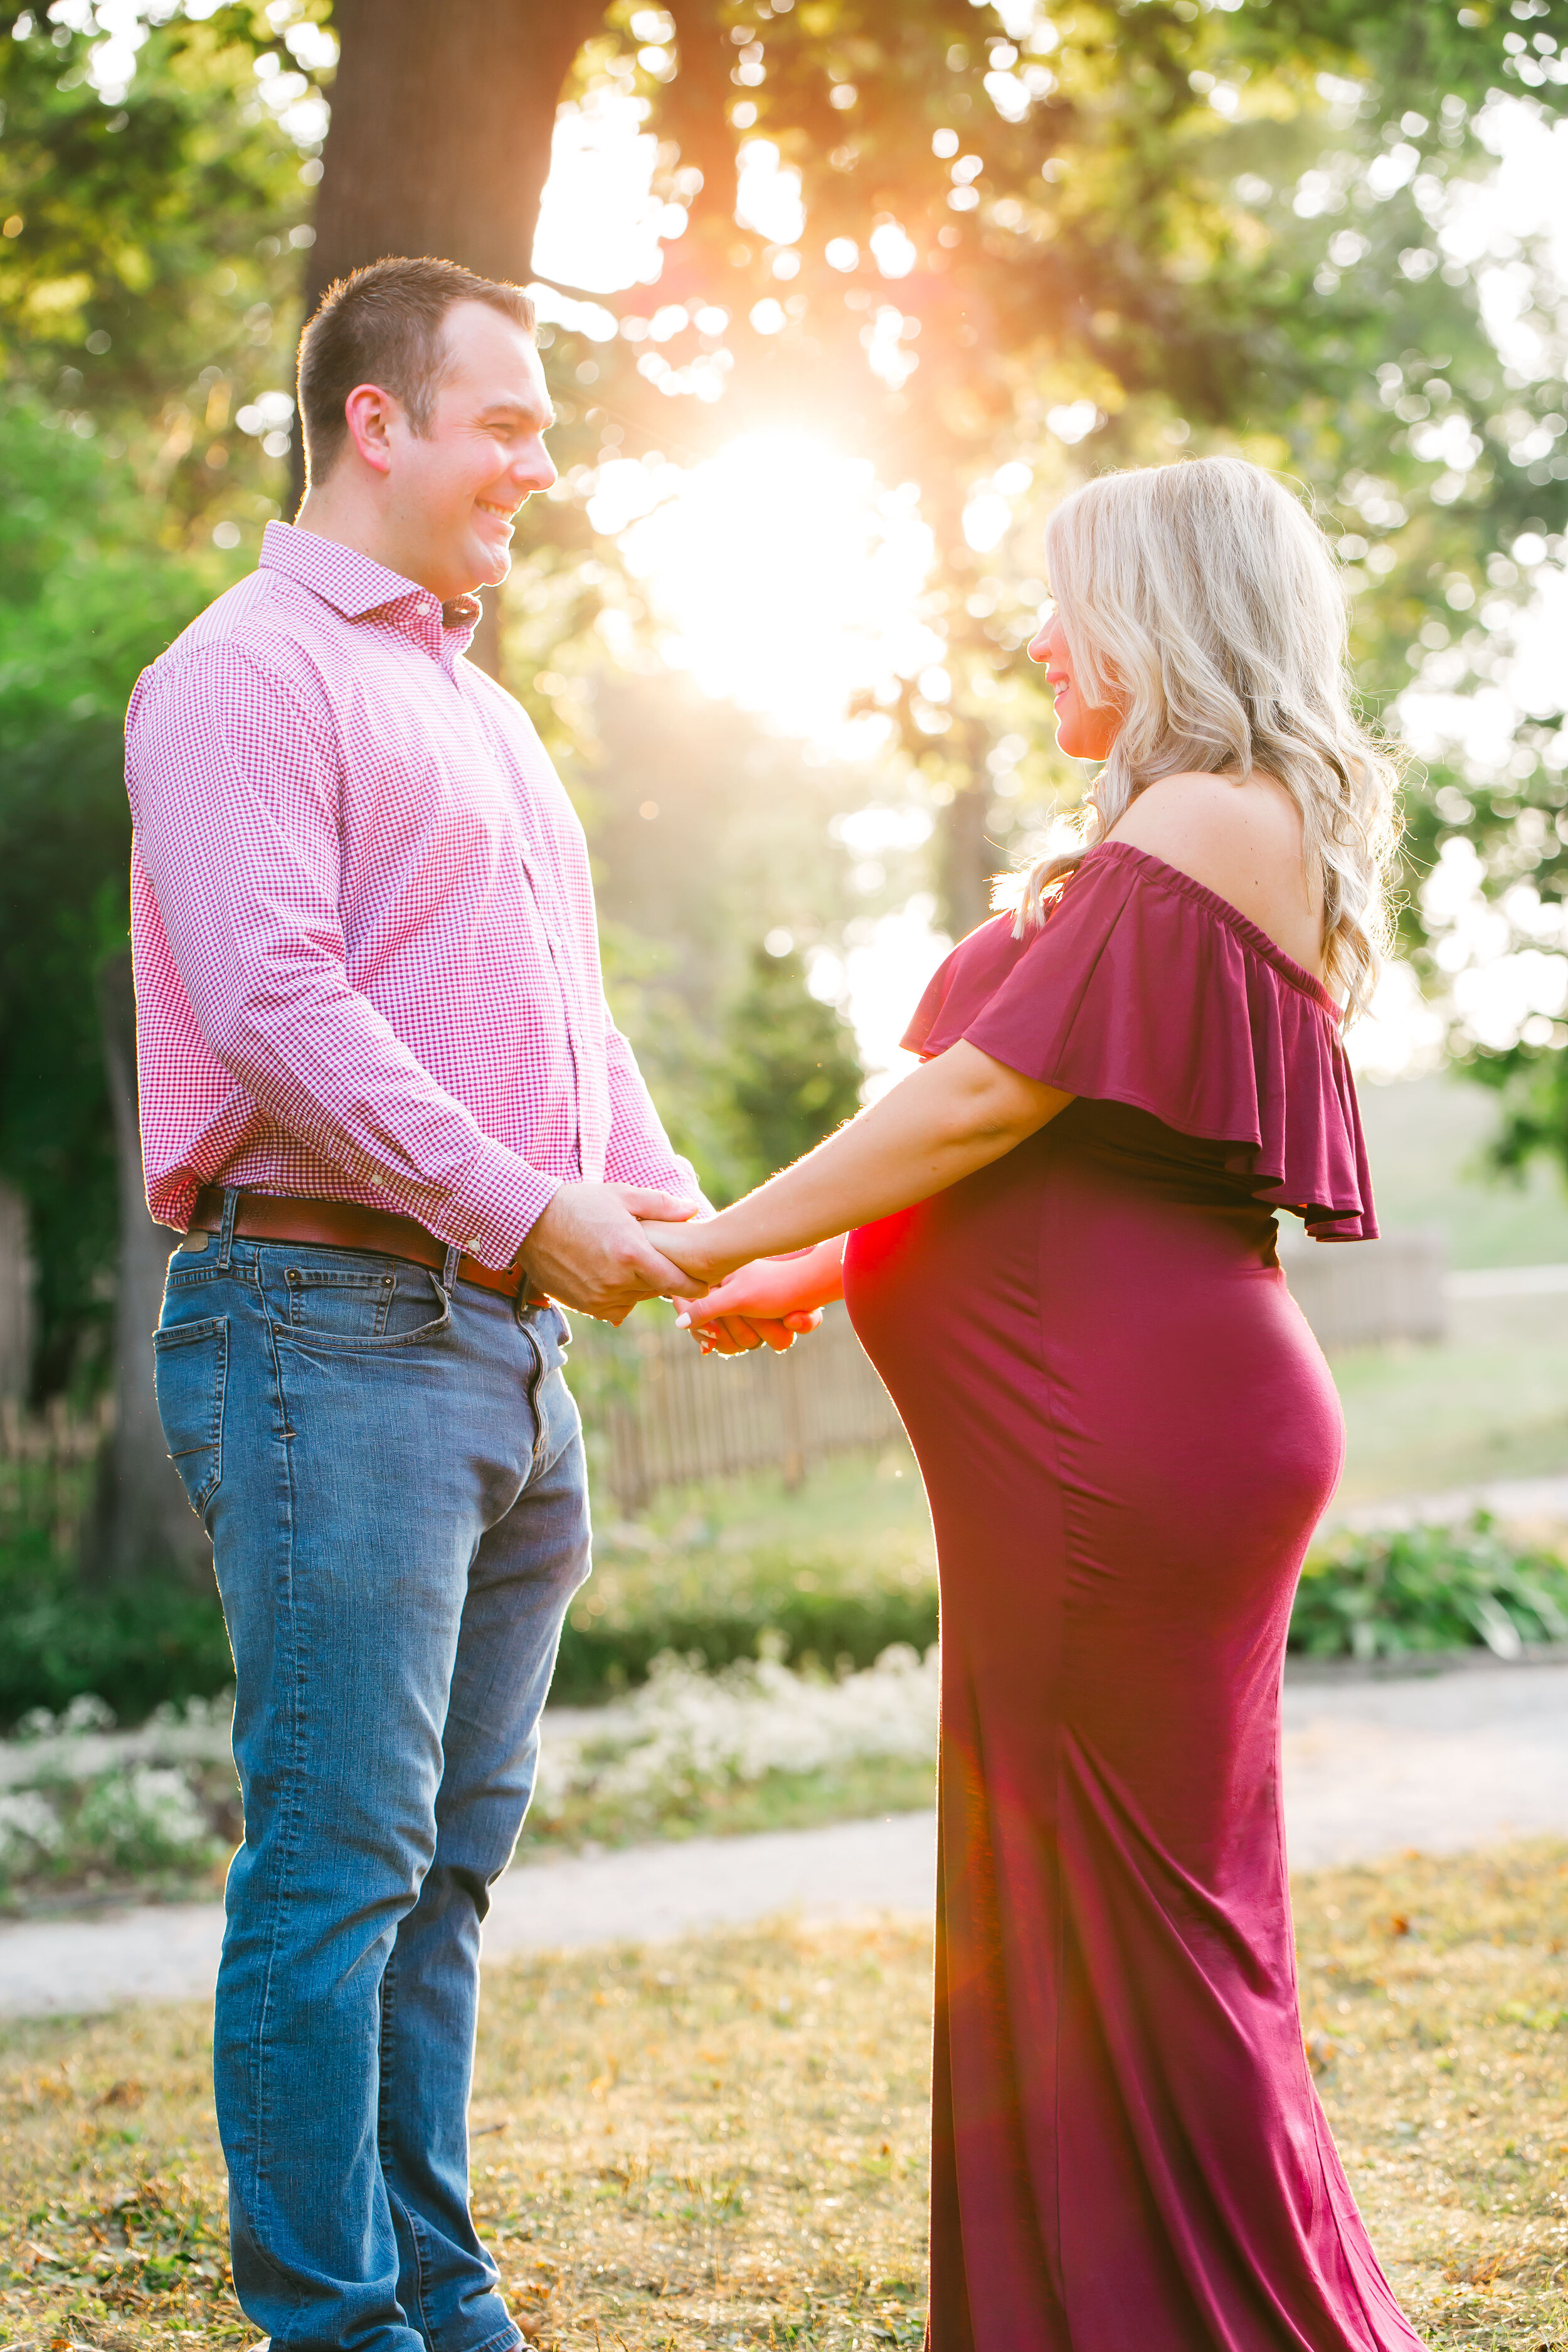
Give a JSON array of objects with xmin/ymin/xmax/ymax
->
[
  {"xmin": 1357, "ymin": 1071, "xmax": 1568, "ymax": 1270},
  {"xmin": 556, "ymin": 1444, "xmax": 936, "ymax": 1702},
  {"xmin": 1332, "ymin": 1300, "xmax": 1568, "ymax": 1510},
  {"xmin": 517, "ymin": 1750, "xmax": 938, "ymax": 1860}
]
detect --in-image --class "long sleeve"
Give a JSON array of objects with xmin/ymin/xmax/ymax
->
[{"xmin": 127, "ymin": 644, "xmax": 558, "ymax": 1265}]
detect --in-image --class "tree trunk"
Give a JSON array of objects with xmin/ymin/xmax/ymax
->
[
  {"xmin": 84, "ymin": 950, "xmax": 209, "ymax": 1588},
  {"xmin": 940, "ymin": 768, "xmax": 999, "ymax": 941},
  {"xmin": 307, "ymin": 0, "xmax": 603, "ymax": 313},
  {"xmin": 299, "ymin": 0, "xmax": 607, "ymax": 686},
  {"xmin": 0, "ymin": 1181, "xmax": 32, "ymax": 1404}
]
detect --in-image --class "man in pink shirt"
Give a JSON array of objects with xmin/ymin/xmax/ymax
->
[{"xmin": 126, "ymin": 257, "xmax": 751, "ymax": 2352}]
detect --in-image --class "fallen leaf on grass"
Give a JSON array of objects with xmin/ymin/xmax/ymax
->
[{"xmin": 1444, "ymin": 2250, "xmax": 1515, "ymax": 2287}]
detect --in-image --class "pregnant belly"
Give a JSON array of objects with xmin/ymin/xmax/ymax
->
[
  {"xmin": 844, "ymin": 1130, "xmax": 1345, "ymax": 1587},
  {"xmin": 845, "ymin": 1129, "xmax": 1344, "ymax": 1864}
]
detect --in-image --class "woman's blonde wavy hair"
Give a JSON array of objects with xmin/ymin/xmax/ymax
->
[{"xmin": 1009, "ymin": 455, "xmax": 1402, "ymax": 1021}]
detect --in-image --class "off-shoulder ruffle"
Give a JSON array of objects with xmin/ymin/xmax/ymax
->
[{"xmin": 906, "ymin": 841, "xmax": 1376, "ymax": 1242}]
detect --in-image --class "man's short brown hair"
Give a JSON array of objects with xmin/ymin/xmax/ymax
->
[{"xmin": 296, "ymin": 256, "xmax": 536, "ymax": 485}]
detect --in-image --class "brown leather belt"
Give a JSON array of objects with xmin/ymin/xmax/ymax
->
[{"xmin": 188, "ymin": 1187, "xmax": 545, "ymax": 1305}]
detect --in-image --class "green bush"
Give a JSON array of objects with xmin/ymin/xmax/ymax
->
[
  {"xmin": 0, "ymin": 1530, "xmax": 232, "ymax": 1730},
  {"xmin": 6, "ymin": 1486, "xmax": 1568, "ymax": 1731},
  {"xmin": 553, "ymin": 1518, "xmax": 939, "ymax": 1704},
  {"xmin": 553, "ymin": 1577, "xmax": 940, "ymax": 1704},
  {"xmin": 1288, "ymin": 1513, "xmax": 1568, "ymax": 1662}
]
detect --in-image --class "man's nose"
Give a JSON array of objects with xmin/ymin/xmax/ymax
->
[{"xmin": 515, "ymin": 441, "xmax": 557, "ymax": 497}]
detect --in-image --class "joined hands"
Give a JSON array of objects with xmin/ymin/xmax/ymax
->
[
  {"xmin": 512, "ymin": 1184, "xmax": 829, "ymax": 1355},
  {"xmin": 638, "ymin": 1221, "xmax": 844, "ymax": 1356}
]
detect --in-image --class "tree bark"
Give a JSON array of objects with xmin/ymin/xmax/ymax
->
[
  {"xmin": 306, "ymin": 0, "xmax": 605, "ymax": 313},
  {"xmin": 84, "ymin": 950, "xmax": 210, "ymax": 1588},
  {"xmin": 0, "ymin": 1181, "xmax": 32, "ymax": 1404},
  {"xmin": 302, "ymin": 0, "xmax": 604, "ymax": 676},
  {"xmin": 940, "ymin": 765, "xmax": 999, "ymax": 943}
]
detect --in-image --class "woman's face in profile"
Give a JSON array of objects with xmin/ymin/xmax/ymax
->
[{"xmin": 1028, "ymin": 608, "xmax": 1121, "ymax": 761}]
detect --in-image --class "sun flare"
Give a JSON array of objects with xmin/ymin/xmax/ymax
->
[{"xmin": 588, "ymin": 430, "xmax": 941, "ymax": 750}]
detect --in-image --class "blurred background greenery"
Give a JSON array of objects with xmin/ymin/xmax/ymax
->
[{"xmin": 3, "ymin": 0, "xmax": 1568, "ymax": 1730}]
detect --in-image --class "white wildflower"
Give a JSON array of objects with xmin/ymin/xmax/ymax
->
[
  {"xmin": 534, "ymin": 1644, "xmax": 939, "ymax": 1821},
  {"xmin": 0, "ymin": 1788, "xmax": 64, "ymax": 1870},
  {"xmin": 76, "ymin": 1766, "xmax": 211, "ymax": 1856}
]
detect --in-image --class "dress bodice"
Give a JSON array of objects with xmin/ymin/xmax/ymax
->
[{"xmin": 905, "ymin": 840, "xmax": 1376, "ymax": 1242}]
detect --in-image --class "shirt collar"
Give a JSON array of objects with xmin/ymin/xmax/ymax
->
[{"xmin": 258, "ymin": 520, "xmax": 482, "ymax": 641}]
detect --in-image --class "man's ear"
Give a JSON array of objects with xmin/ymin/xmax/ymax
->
[{"xmin": 342, "ymin": 382, "xmax": 399, "ymax": 478}]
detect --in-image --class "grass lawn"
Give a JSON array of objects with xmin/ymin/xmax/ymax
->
[
  {"xmin": 1333, "ymin": 1298, "xmax": 1568, "ymax": 1510},
  {"xmin": 3, "ymin": 1845, "xmax": 1567, "ymax": 2349},
  {"xmin": 1355, "ymin": 1073, "xmax": 1568, "ymax": 1273}
]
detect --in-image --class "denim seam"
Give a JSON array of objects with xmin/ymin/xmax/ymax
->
[
  {"xmin": 384, "ymin": 2185, "xmax": 437, "ymax": 2344},
  {"xmin": 246, "ymin": 1264, "xmax": 311, "ymax": 2321},
  {"xmin": 465, "ymin": 2323, "xmax": 524, "ymax": 2352},
  {"xmin": 378, "ymin": 1947, "xmax": 438, "ymax": 2340},
  {"xmin": 275, "ymin": 1283, "xmax": 453, "ymax": 1355},
  {"xmin": 285, "ymin": 1268, "xmax": 398, "ymax": 1340},
  {"xmin": 152, "ymin": 1315, "xmax": 229, "ymax": 1516}
]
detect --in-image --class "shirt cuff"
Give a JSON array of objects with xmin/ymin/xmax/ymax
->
[{"xmin": 438, "ymin": 1136, "xmax": 560, "ymax": 1269}]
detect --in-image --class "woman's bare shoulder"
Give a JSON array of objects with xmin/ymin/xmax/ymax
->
[{"xmin": 1106, "ymin": 773, "xmax": 1325, "ymax": 972}]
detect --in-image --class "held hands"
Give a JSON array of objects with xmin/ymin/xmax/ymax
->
[
  {"xmin": 517, "ymin": 1183, "xmax": 705, "ymax": 1323},
  {"xmin": 680, "ymin": 1260, "xmax": 825, "ymax": 1356},
  {"xmin": 642, "ymin": 1231, "xmax": 847, "ymax": 1357},
  {"xmin": 631, "ymin": 1216, "xmax": 803, "ymax": 1355},
  {"xmin": 517, "ymin": 1185, "xmax": 836, "ymax": 1351}
]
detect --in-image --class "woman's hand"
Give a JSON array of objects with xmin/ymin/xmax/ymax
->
[{"xmin": 676, "ymin": 1239, "xmax": 846, "ymax": 1354}]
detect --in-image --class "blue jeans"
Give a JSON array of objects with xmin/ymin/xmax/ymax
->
[{"xmin": 154, "ymin": 1202, "xmax": 589, "ymax": 2352}]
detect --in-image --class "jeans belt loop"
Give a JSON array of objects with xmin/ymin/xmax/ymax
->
[
  {"xmin": 217, "ymin": 1186, "xmax": 241, "ymax": 1271},
  {"xmin": 441, "ymin": 1241, "xmax": 463, "ymax": 1294}
]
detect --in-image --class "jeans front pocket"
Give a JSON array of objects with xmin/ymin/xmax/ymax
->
[
  {"xmin": 273, "ymin": 1252, "xmax": 452, "ymax": 1350},
  {"xmin": 286, "ymin": 1264, "xmax": 398, "ymax": 1340},
  {"xmin": 152, "ymin": 1315, "xmax": 230, "ymax": 1520}
]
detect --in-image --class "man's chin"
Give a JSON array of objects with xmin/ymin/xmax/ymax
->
[{"xmin": 477, "ymin": 544, "xmax": 514, "ymax": 588}]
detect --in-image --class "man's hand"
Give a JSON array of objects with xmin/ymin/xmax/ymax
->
[{"xmin": 518, "ymin": 1183, "xmax": 704, "ymax": 1322}]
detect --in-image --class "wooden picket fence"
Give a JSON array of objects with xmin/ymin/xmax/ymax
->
[
  {"xmin": 1276, "ymin": 1226, "xmax": 1447, "ymax": 1352},
  {"xmin": 0, "ymin": 1392, "xmax": 111, "ymax": 1555},
  {"xmin": 571, "ymin": 1302, "xmax": 906, "ymax": 1514},
  {"xmin": 0, "ymin": 1231, "xmax": 1452, "ymax": 1534}
]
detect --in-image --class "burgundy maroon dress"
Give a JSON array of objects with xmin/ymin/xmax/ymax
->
[{"xmin": 842, "ymin": 843, "xmax": 1422, "ymax": 2351}]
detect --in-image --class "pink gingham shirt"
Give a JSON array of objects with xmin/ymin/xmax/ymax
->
[{"xmin": 124, "ymin": 521, "xmax": 701, "ymax": 1266}]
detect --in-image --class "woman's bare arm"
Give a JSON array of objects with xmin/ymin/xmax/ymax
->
[{"xmin": 643, "ymin": 1042, "xmax": 1072, "ymax": 1287}]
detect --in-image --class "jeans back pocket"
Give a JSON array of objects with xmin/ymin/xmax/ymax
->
[{"xmin": 152, "ymin": 1315, "xmax": 229, "ymax": 1519}]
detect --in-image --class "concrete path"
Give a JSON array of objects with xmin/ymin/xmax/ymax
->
[
  {"xmin": 1334, "ymin": 1470, "xmax": 1568, "ymax": 1535},
  {"xmin": 4, "ymin": 1661, "xmax": 1568, "ymax": 2020}
]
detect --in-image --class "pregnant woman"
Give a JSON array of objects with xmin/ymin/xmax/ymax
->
[{"xmin": 642, "ymin": 455, "xmax": 1421, "ymax": 2349}]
